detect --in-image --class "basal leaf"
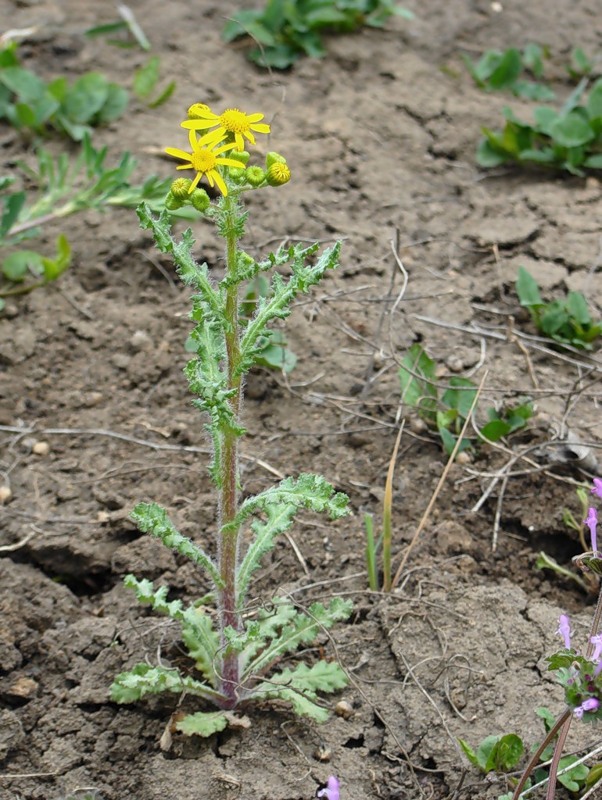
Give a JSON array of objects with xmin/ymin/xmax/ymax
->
[
  {"xmin": 549, "ymin": 111, "xmax": 595, "ymax": 148},
  {"xmin": 174, "ymin": 711, "xmax": 230, "ymax": 737}
]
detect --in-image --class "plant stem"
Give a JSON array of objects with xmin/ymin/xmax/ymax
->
[{"xmin": 217, "ymin": 192, "xmax": 244, "ymax": 707}]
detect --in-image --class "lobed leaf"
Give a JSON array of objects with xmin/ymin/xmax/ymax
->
[{"xmin": 110, "ymin": 663, "xmax": 223, "ymax": 705}]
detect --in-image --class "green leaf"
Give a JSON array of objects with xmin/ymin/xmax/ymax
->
[
  {"xmin": 131, "ymin": 502, "xmax": 223, "ymax": 588},
  {"xmin": 557, "ymin": 756, "xmax": 589, "ymax": 791},
  {"xmin": 491, "ymin": 733, "xmax": 524, "ymax": 771},
  {"xmin": 479, "ymin": 419, "xmax": 511, "ymax": 442},
  {"xmin": 399, "ymin": 343, "xmax": 437, "ymax": 422},
  {"xmin": 516, "ymin": 266, "xmax": 542, "ymax": 307},
  {"xmin": 148, "ymin": 80, "xmax": 176, "ymax": 109},
  {"xmin": 243, "ymin": 598, "xmax": 353, "ymax": 679},
  {"xmin": 587, "ymin": 78, "xmax": 602, "ymax": 121},
  {"xmin": 235, "ymin": 474, "xmax": 349, "ymax": 603},
  {"xmin": 110, "ymin": 663, "xmax": 222, "ymax": 704},
  {"xmin": 123, "ymin": 574, "xmax": 184, "ymax": 618},
  {"xmin": 180, "ymin": 605, "xmax": 220, "ymax": 686},
  {"xmin": 512, "ymin": 80, "xmax": 555, "ymax": 102},
  {"xmin": 476, "ymin": 735, "xmax": 500, "ymax": 771},
  {"xmin": 174, "ymin": 711, "xmax": 230, "ymax": 737},
  {"xmin": 487, "ymin": 48, "xmax": 522, "ymax": 90},
  {"xmin": 62, "ymin": 72, "xmax": 110, "ymax": 123},
  {"xmin": 2, "ymin": 249, "xmax": 44, "ymax": 281},
  {"xmin": 441, "ymin": 377, "xmax": 477, "ymax": 420},
  {"xmin": 476, "ymin": 137, "xmax": 508, "ymax": 167},
  {"xmin": 41, "ymin": 233, "xmax": 71, "ymax": 282},
  {"xmin": 0, "ymin": 66, "xmax": 46, "ymax": 102},
  {"xmin": 223, "ymin": 12, "xmax": 276, "ymax": 45},
  {"xmin": 252, "ymin": 660, "xmax": 348, "ymax": 722},
  {"xmin": 458, "ymin": 738, "xmax": 480, "ymax": 768},
  {"xmin": 570, "ymin": 47, "xmax": 592, "ymax": 77},
  {"xmin": 550, "ymin": 111, "xmax": 595, "ymax": 148},
  {"xmin": 133, "ymin": 56, "xmax": 160, "ymax": 99},
  {"xmin": 96, "ymin": 83, "xmax": 128, "ymax": 123},
  {"xmin": 0, "ymin": 190, "xmax": 25, "ymax": 237},
  {"xmin": 85, "ymin": 21, "xmax": 130, "ymax": 37},
  {"xmin": 565, "ymin": 291, "xmax": 591, "ymax": 326},
  {"xmin": 523, "ymin": 43, "xmax": 545, "ymax": 78}
]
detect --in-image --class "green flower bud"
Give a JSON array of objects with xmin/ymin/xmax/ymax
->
[
  {"xmin": 165, "ymin": 192, "xmax": 183, "ymax": 211},
  {"xmin": 266, "ymin": 151, "xmax": 287, "ymax": 169},
  {"xmin": 245, "ymin": 166, "xmax": 266, "ymax": 187},
  {"xmin": 171, "ymin": 178, "xmax": 192, "ymax": 199},
  {"xmin": 190, "ymin": 188, "xmax": 210, "ymax": 212},
  {"xmin": 187, "ymin": 102, "xmax": 211, "ymax": 119},
  {"xmin": 266, "ymin": 162, "xmax": 291, "ymax": 187},
  {"xmin": 228, "ymin": 167, "xmax": 246, "ymax": 182},
  {"xmin": 230, "ymin": 150, "xmax": 250, "ymax": 165}
]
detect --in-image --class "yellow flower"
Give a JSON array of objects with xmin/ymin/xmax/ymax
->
[
  {"xmin": 182, "ymin": 107, "xmax": 270, "ymax": 151},
  {"xmin": 164, "ymin": 130, "xmax": 243, "ymax": 196}
]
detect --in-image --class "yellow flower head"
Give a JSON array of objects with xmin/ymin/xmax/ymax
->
[
  {"xmin": 182, "ymin": 107, "xmax": 270, "ymax": 151},
  {"xmin": 164, "ymin": 130, "xmax": 243, "ymax": 196}
]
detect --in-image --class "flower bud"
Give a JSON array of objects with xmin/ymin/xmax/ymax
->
[
  {"xmin": 230, "ymin": 150, "xmax": 250, "ymax": 165},
  {"xmin": 266, "ymin": 151, "xmax": 287, "ymax": 169},
  {"xmin": 228, "ymin": 167, "xmax": 246, "ymax": 182},
  {"xmin": 165, "ymin": 192, "xmax": 183, "ymax": 211},
  {"xmin": 187, "ymin": 102, "xmax": 211, "ymax": 119},
  {"xmin": 245, "ymin": 166, "xmax": 266, "ymax": 187},
  {"xmin": 171, "ymin": 178, "xmax": 193, "ymax": 199},
  {"xmin": 266, "ymin": 161, "xmax": 291, "ymax": 186},
  {"xmin": 190, "ymin": 188, "xmax": 210, "ymax": 212}
]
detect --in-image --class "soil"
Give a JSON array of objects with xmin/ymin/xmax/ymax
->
[{"xmin": 1, "ymin": 1, "xmax": 602, "ymax": 799}]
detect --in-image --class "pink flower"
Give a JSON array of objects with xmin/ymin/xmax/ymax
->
[
  {"xmin": 592, "ymin": 478, "xmax": 602, "ymax": 499},
  {"xmin": 317, "ymin": 777, "xmax": 340, "ymax": 800},
  {"xmin": 557, "ymin": 614, "xmax": 572, "ymax": 649},
  {"xmin": 591, "ymin": 634, "xmax": 602, "ymax": 662},
  {"xmin": 585, "ymin": 507, "xmax": 598, "ymax": 554}
]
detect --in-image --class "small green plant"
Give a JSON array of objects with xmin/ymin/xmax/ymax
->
[
  {"xmin": 110, "ymin": 104, "xmax": 352, "ymax": 737},
  {"xmin": 516, "ymin": 266, "xmax": 602, "ymax": 349},
  {"xmin": 398, "ymin": 344, "xmax": 533, "ymax": 454},
  {"xmin": 223, "ymin": 0, "xmax": 413, "ymax": 69},
  {"xmin": 132, "ymin": 56, "xmax": 175, "ymax": 108},
  {"xmin": 463, "ymin": 44, "xmax": 555, "ymax": 101},
  {"xmin": 567, "ymin": 47, "xmax": 596, "ymax": 80},
  {"xmin": 477, "ymin": 77, "xmax": 602, "ymax": 174},
  {"xmin": 0, "ymin": 136, "xmax": 171, "ymax": 302},
  {"xmin": 459, "ymin": 732, "xmax": 524, "ymax": 774},
  {"xmin": 0, "ymin": 43, "xmax": 128, "ymax": 141}
]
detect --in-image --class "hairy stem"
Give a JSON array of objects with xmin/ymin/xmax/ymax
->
[{"xmin": 217, "ymin": 192, "xmax": 244, "ymax": 706}]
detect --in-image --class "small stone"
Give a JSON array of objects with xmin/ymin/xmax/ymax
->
[
  {"xmin": 7, "ymin": 676, "xmax": 38, "ymax": 700},
  {"xmin": 0, "ymin": 485, "xmax": 12, "ymax": 504},
  {"xmin": 585, "ymin": 177, "xmax": 600, "ymax": 191},
  {"xmin": 446, "ymin": 355, "xmax": 464, "ymax": 373},
  {"xmin": 112, "ymin": 353, "xmax": 131, "ymax": 370},
  {"xmin": 408, "ymin": 416, "xmax": 428, "ymax": 434},
  {"xmin": 130, "ymin": 329, "xmax": 153, "ymax": 351},
  {"xmin": 32, "ymin": 441, "xmax": 50, "ymax": 456},
  {"xmin": 82, "ymin": 391, "xmax": 103, "ymax": 408},
  {"xmin": 313, "ymin": 745, "xmax": 331, "ymax": 762},
  {"xmin": 455, "ymin": 451, "xmax": 472, "ymax": 465},
  {"xmin": 2, "ymin": 303, "xmax": 18, "ymax": 318},
  {"xmin": 335, "ymin": 700, "xmax": 354, "ymax": 719}
]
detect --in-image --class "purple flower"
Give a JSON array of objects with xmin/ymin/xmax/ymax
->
[
  {"xmin": 574, "ymin": 706, "xmax": 584, "ymax": 720},
  {"xmin": 585, "ymin": 507, "xmax": 598, "ymax": 554},
  {"xmin": 592, "ymin": 478, "xmax": 602, "ymax": 499},
  {"xmin": 592, "ymin": 634, "xmax": 602, "ymax": 662},
  {"xmin": 317, "ymin": 777, "xmax": 340, "ymax": 800},
  {"xmin": 582, "ymin": 698, "xmax": 600, "ymax": 713},
  {"xmin": 557, "ymin": 614, "xmax": 572, "ymax": 649}
]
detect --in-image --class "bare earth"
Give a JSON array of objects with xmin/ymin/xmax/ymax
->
[{"xmin": 1, "ymin": 1, "xmax": 601, "ymax": 799}]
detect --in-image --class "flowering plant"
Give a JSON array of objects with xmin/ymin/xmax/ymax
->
[
  {"xmin": 512, "ymin": 478, "xmax": 602, "ymax": 799},
  {"xmin": 110, "ymin": 105, "xmax": 352, "ymax": 737}
]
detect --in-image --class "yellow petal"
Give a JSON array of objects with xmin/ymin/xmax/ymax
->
[
  {"xmin": 176, "ymin": 163, "xmax": 193, "ymax": 170},
  {"xmin": 165, "ymin": 147, "xmax": 193, "ymax": 161},
  {"xmin": 243, "ymin": 131, "xmax": 257, "ymax": 146},
  {"xmin": 250, "ymin": 123, "xmax": 270, "ymax": 134},
  {"xmin": 246, "ymin": 113, "xmax": 264, "ymax": 122},
  {"xmin": 189, "ymin": 172, "xmax": 203, "ymax": 191},
  {"xmin": 218, "ymin": 157, "xmax": 249, "ymax": 169},
  {"xmin": 182, "ymin": 119, "xmax": 217, "ymax": 130},
  {"xmin": 214, "ymin": 141, "xmax": 238, "ymax": 155},
  {"xmin": 212, "ymin": 170, "xmax": 228, "ymax": 196}
]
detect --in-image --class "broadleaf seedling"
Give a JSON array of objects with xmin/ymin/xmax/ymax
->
[
  {"xmin": 463, "ymin": 44, "xmax": 555, "ymax": 101},
  {"xmin": 223, "ymin": 0, "xmax": 414, "ymax": 69},
  {"xmin": 398, "ymin": 343, "xmax": 534, "ymax": 454},
  {"xmin": 516, "ymin": 266, "xmax": 602, "ymax": 349}
]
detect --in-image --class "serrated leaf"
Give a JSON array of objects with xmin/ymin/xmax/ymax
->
[
  {"xmin": 174, "ymin": 711, "xmax": 230, "ymax": 737},
  {"xmin": 243, "ymin": 598, "xmax": 353, "ymax": 679},
  {"xmin": 110, "ymin": 663, "xmax": 221, "ymax": 704},
  {"xmin": 131, "ymin": 502, "xmax": 222, "ymax": 588},
  {"xmin": 181, "ymin": 605, "xmax": 220, "ymax": 686}
]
